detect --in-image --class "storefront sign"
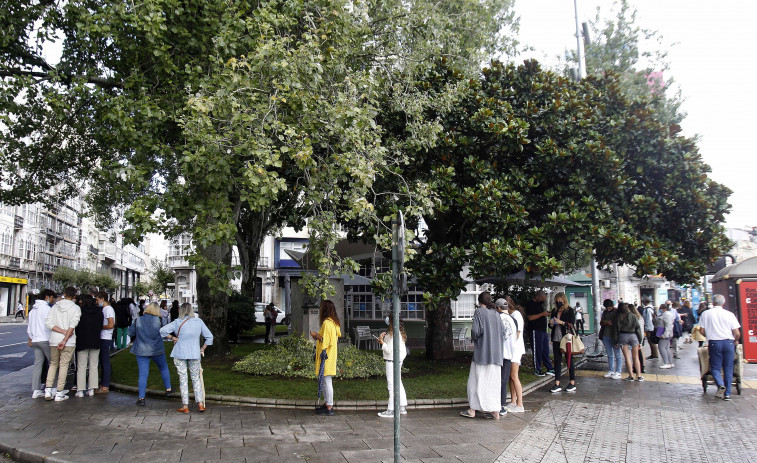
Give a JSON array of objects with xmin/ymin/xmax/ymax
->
[
  {"xmin": 738, "ymin": 281, "xmax": 757, "ymax": 363},
  {"xmin": 0, "ymin": 276, "xmax": 27, "ymax": 284}
]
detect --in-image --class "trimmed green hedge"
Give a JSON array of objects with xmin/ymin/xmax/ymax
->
[{"xmin": 232, "ymin": 334, "xmax": 389, "ymax": 379}]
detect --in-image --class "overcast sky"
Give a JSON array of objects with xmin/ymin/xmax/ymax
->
[{"xmin": 513, "ymin": 0, "xmax": 757, "ymax": 230}]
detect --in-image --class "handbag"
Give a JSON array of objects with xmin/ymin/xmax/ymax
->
[{"xmin": 559, "ymin": 324, "xmax": 585, "ymax": 355}]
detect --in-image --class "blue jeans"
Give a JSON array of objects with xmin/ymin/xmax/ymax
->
[
  {"xmin": 136, "ymin": 354, "xmax": 172, "ymax": 399},
  {"xmin": 532, "ymin": 330, "xmax": 553, "ymax": 372},
  {"xmin": 99, "ymin": 339, "xmax": 112, "ymax": 387},
  {"xmin": 708, "ymin": 340, "xmax": 735, "ymax": 396},
  {"xmin": 602, "ymin": 336, "xmax": 623, "ymax": 373}
]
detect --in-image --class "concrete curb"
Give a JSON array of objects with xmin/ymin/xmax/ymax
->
[
  {"xmin": 109, "ymin": 382, "xmax": 471, "ymax": 410},
  {"xmin": 109, "ymin": 361, "xmax": 579, "ymax": 411}
]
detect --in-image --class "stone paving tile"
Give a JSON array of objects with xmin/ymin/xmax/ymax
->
[
  {"xmin": 293, "ymin": 430, "xmax": 331, "ymax": 443},
  {"xmin": 341, "ymin": 448, "xmax": 393, "ymax": 462},
  {"xmin": 221, "ymin": 445, "xmax": 276, "ymax": 459},
  {"xmin": 431, "ymin": 442, "xmax": 495, "ymax": 458},
  {"xmin": 455, "ymin": 455, "xmax": 499, "ymax": 463},
  {"xmin": 400, "ymin": 445, "xmax": 443, "ymax": 459},
  {"xmin": 311, "ymin": 439, "xmax": 370, "ymax": 453},
  {"xmin": 119, "ymin": 449, "xmax": 182, "ymax": 463},
  {"xmin": 207, "ymin": 437, "xmax": 244, "ymax": 448},
  {"xmin": 180, "ymin": 447, "xmax": 222, "ymax": 461}
]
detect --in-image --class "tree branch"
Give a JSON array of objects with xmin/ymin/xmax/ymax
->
[{"xmin": 0, "ymin": 68, "xmax": 123, "ymax": 89}]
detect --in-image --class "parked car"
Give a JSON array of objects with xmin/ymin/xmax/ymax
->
[{"xmin": 254, "ymin": 303, "xmax": 288, "ymax": 325}]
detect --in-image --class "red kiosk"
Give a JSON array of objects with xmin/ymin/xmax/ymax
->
[{"xmin": 710, "ymin": 256, "xmax": 757, "ymax": 363}]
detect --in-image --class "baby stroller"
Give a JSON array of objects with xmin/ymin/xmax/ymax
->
[{"xmin": 698, "ymin": 343, "xmax": 743, "ymax": 395}]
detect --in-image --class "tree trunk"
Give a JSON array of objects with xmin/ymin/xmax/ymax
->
[
  {"xmin": 424, "ymin": 301, "xmax": 455, "ymax": 360},
  {"xmin": 196, "ymin": 241, "xmax": 233, "ymax": 357},
  {"xmin": 237, "ymin": 209, "xmax": 269, "ymax": 300}
]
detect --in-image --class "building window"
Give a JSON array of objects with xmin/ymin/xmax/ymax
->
[
  {"xmin": 452, "ymin": 294, "xmax": 476, "ymax": 319},
  {"xmin": 401, "ymin": 286, "xmax": 425, "ymax": 320},
  {"xmin": 349, "ymin": 285, "xmax": 374, "ymax": 319},
  {"xmin": 0, "ymin": 228, "xmax": 12, "ymax": 255}
]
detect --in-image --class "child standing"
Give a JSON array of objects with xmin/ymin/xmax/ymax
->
[{"xmin": 377, "ymin": 318, "xmax": 408, "ymax": 418}]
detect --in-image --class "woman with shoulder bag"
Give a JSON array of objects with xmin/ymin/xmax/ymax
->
[
  {"xmin": 657, "ymin": 304, "xmax": 676, "ymax": 369},
  {"xmin": 129, "ymin": 302, "xmax": 173, "ymax": 406},
  {"xmin": 549, "ymin": 292, "xmax": 577, "ymax": 393},
  {"xmin": 160, "ymin": 303, "xmax": 213, "ymax": 413},
  {"xmin": 616, "ymin": 303, "xmax": 643, "ymax": 381}
]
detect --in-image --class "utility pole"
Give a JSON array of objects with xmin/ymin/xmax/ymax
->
[
  {"xmin": 391, "ymin": 212, "xmax": 405, "ymax": 463},
  {"xmin": 574, "ymin": 0, "xmax": 587, "ymax": 79},
  {"xmin": 572, "ymin": 0, "xmax": 601, "ymax": 332}
]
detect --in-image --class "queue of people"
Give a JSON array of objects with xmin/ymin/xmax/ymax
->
[
  {"xmin": 24, "ymin": 287, "xmax": 739, "ymax": 420},
  {"xmin": 25, "ymin": 288, "xmax": 212, "ymax": 411}
]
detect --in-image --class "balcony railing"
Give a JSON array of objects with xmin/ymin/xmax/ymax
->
[
  {"xmin": 9, "ymin": 257, "xmax": 20, "ymax": 269},
  {"xmin": 168, "ymin": 255, "xmax": 191, "ymax": 267},
  {"xmin": 258, "ymin": 256, "xmax": 270, "ymax": 268},
  {"xmin": 13, "ymin": 215, "xmax": 23, "ymax": 229}
]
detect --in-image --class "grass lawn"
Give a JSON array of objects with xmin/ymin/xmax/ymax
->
[
  {"xmin": 110, "ymin": 341, "xmax": 538, "ymax": 401},
  {"xmin": 242, "ymin": 324, "xmax": 289, "ymax": 337}
]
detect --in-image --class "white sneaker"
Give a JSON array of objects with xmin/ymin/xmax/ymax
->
[
  {"xmin": 32, "ymin": 390, "xmax": 45, "ymax": 399},
  {"xmin": 603, "ymin": 372, "xmax": 614, "ymax": 378},
  {"xmin": 509, "ymin": 405, "xmax": 525, "ymax": 413},
  {"xmin": 86, "ymin": 389, "xmax": 95, "ymax": 397},
  {"xmin": 54, "ymin": 392, "xmax": 69, "ymax": 402},
  {"xmin": 44, "ymin": 388, "xmax": 53, "ymax": 401},
  {"xmin": 659, "ymin": 364, "xmax": 672, "ymax": 369},
  {"xmin": 377, "ymin": 410, "xmax": 394, "ymax": 418},
  {"xmin": 75, "ymin": 391, "xmax": 84, "ymax": 398},
  {"xmin": 399, "ymin": 407, "xmax": 407, "ymax": 415},
  {"xmin": 612, "ymin": 373, "xmax": 622, "ymax": 380}
]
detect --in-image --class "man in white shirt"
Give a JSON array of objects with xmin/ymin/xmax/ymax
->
[
  {"xmin": 27, "ymin": 290, "xmax": 54, "ymax": 398},
  {"xmin": 496, "ymin": 298, "xmax": 516, "ymax": 416},
  {"xmin": 96, "ymin": 292, "xmax": 116, "ymax": 394},
  {"xmin": 699, "ymin": 294, "xmax": 741, "ymax": 400}
]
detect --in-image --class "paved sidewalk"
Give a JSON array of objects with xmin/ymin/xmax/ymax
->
[{"xmin": 0, "ymin": 339, "xmax": 754, "ymax": 462}]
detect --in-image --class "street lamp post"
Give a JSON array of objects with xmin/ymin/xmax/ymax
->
[{"xmin": 572, "ymin": 0, "xmax": 602, "ymax": 332}]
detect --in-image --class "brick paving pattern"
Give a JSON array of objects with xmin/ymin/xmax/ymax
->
[{"xmin": 0, "ymin": 338, "xmax": 753, "ymax": 462}]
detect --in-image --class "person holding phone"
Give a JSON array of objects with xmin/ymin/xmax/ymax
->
[{"xmin": 376, "ymin": 315, "xmax": 408, "ymax": 418}]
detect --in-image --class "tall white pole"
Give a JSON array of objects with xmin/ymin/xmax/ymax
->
[
  {"xmin": 574, "ymin": 0, "xmax": 600, "ymax": 330},
  {"xmin": 574, "ymin": 0, "xmax": 587, "ymax": 79}
]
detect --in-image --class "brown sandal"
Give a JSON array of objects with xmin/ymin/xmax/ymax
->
[
  {"xmin": 93, "ymin": 386, "xmax": 109, "ymax": 394},
  {"xmin": 176, "ymin": 406, "xmax": 190, "ymax": 414},
  {"xmin": 197, "ymin": 403, "xmax": 206, "ymax": 413}
]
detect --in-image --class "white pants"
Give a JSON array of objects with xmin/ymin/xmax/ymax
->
[
  {"xmin": 385, "ymin": 361, "xmax": 407, "ymax": 410},
  {"xmin": 76, "ymin": 349, "xmax": 99, "ymax": 391},
  {"xmin": 467, "ymin": 361, "xmax": 501, "ymax": 412},
  {"xmin": 323, "ymin": 375, "xmax": 334, "ymax": 406}
]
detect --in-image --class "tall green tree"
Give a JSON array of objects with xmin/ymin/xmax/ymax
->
[
  {"xmin": 563, "ymin": 0, "xmax": 684, "ymax": 124},
  {"xmin": 1, "ymin": 0, "xmax": 518, "ymax": 355},
  {"xmin": 374, "ymin": 60, "xmax": 621, "ymax": 358},
  {"xmin": 371, "ymin": 58, "xmax": 730, "ymax": 359},
  {"xmin": 148, "ymin": 259, "xmax": 175, "ymax": 298}
]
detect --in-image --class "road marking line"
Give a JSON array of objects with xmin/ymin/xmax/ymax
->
[
  {"xmin": 0, "ymin": 342, "xmax": 27, "ymax": 348},
  {"xmin": 0, "ymin": 332, "xmax": 11, "ymax": 335}
]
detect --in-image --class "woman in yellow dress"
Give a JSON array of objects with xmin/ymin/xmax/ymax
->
[{"xmin": 310, "ymin": 300, "xmax": 341, "ymax": 416}]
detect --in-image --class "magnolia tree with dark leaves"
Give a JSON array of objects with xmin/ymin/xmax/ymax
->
[{"xmin": 368, "ymin": 60, "xmax": 730, "ymax": 359}]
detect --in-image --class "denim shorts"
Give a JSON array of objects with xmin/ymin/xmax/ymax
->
[{"xmin": 618, "ymin": 332, "xmax": 639, "ymax": 347}]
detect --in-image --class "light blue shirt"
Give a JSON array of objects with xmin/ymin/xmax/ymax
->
[{"xmin": 160, "ymin": 316, "xmax": 213, "ymax": 360}]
